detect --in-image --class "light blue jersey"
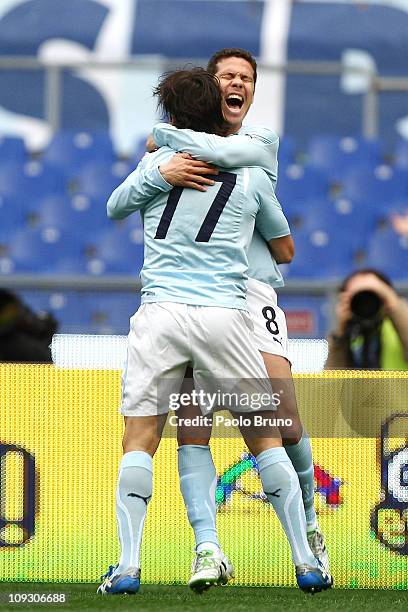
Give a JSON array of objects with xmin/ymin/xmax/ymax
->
[
  {"xmin": 153, "ymin": 123, "xmax": 288, "ymax": 288},
  {"xmin": 107, "ymin": 139, "xmax": 289, "ymax": 309}
]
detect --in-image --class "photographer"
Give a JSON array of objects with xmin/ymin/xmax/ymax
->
[
  {"xmin": 325, "ymin": 270, "xmax": 408, "ymax": 370},
  {"xmin": 0, "ymin": 288, "xmax": 58, "ymax": 363}
]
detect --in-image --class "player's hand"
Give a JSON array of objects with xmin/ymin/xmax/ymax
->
[
  {"xmin": 159, "ymin": 153, "xmax": 219, "ymax": 191},
  {"xmin": 146, "ymin": 134, "xmax": 158, "ymax": 152}
]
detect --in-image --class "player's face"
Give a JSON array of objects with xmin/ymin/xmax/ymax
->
[{"xmin": 214, "ymin": 57, "xmax": 255, "ymax": 134}]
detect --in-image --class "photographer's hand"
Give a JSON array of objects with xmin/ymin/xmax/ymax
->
[
  {"xmin": 334, "ymin": 291, "xmax": 352, "ymax": 336},
  {"xmin": 346, "ymin": 273, "xmax": 399, "ymax": 314}
]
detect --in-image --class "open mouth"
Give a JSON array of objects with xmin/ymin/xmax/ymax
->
[{"xmin": 225, "ymin": 94, "xmax": 244, "ymax": 110}]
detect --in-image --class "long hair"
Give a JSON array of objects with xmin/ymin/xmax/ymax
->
[{"xmin": 153, "ymin": 68, "xmax": 229, "ymax": 135}]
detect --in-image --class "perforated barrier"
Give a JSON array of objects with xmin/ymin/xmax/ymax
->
[{"xmin": 1, "ymin": 365, "xmax": 407, "ymax": 589}]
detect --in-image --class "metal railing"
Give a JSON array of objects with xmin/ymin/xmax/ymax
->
[
  {"xmin": 1, "ymin": 56, "xmax": 408, "ymax": 138},
  {"xmin": 1, "ymin": 56, "xmax": 408, "ymax": 334},
  {"xmin": 1, "ymin": 275, "xmax": 408, "ymax": 333}
]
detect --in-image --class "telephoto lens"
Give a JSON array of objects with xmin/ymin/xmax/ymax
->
[{"xmin": 350, "ymin": 290, "xmax": 383, "ymax": 324}]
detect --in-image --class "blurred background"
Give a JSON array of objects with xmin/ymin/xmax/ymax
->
[{"xmin": 0, "ymin": 0, "xmax": 408, "ymax": 338}]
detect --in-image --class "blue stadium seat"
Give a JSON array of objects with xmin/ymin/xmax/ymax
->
[
  {"xmin": 366, "ymin": 228, "xmax": 408, "ymax": 279},
  {"xmin": 341, "ymin": 165, "xmax": 408, "ymax": 203},
  {"xmin": 84, "ymin": 227, "xmax": 144, "ymax": 275},
  {"xmin": 19, "ymin": 291, "xmax": 88, "ymax": 331},
  {"xmin": 82, "ymin": 292, "xmax": 140, "ymax": 334},
  {"xmin": 18, "ymin": 291, "xmax": 52, "ymax": 316},
  {"xmin": 72, "ymin": 160, "xmax": 133, "ymax": 202},
  {"xmin": 276, "ymin": 165, "xmax": 329, "ymax": 202},
  {"xmin": 394, "ymin": 139, "xmax": 408, "ymax": 170},
  {"xmin": 26, "ymin": 193, "xmax": 112, "ymax": 236},
  {"xmin": 282, "ymin": 199, "xmax": 308, "ymax": 230},
  {"xmin": 306, "ymin": 135, "xmax": 382, "ymax": 180},
  {"xmin": 0, "ymin": 194, "xmax": 25, "ymax": 229},
  {"xmin": 0, "ymin": 136, "xmax": 27, "ymax": 165},
  {"xmin": 69, "ymin": 193, "xmax": 114, "ymax": 233},
  {"xmin": 277, "ymin": 135, "xmax": 296, "ymax": 166},
  {"xmin": 42, "ymin": 130, "xmax": 116, "ymax": 174},
  {"xmin": 0, "ymin": 160, "xmax": 65, "ymax": 199},
  {"xmin": 295, "ymin": 199, "xmax": 375, "ymax": 250},
  {"xmin": 3, "ymin": 227, "xmax": 83, "ymax": 273},
  {"xmin": 285, "ymin": 228, "xmax": 353, "ymax": 279},
  {"xmin": 25, "ymin": 194, "xmax": 76, "ymax": 229}
]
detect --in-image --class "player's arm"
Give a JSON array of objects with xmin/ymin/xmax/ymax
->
[
  {"xmin": 152, "ymin": 123, "xmax": 279, "ymax": 181},
  {"xmin": 107, "ymin": 153, "xmax": 173, "ymax": 219},
  {"xmin": 267, "ymin": 235, "xmax": 294, "ymax": 264},
  {"xmin": 255, "ymin": 177, "xmax": 294, "ymax": 263}
]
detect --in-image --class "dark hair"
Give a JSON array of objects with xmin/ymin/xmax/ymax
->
[
  {"xmin": 153, "ymin": 68, "xmax": 229, "ymax": 135},
  {"xmin": 207, "ymin": 48, "xmax": 257, "ymax": 86},
  {"xmin": 340, "ymin": 268, "xmax": 393, "ymax": 292}
]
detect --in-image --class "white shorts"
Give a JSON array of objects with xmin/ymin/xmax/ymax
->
[
  {"xmin": 121, "ymin": 302, "xmax": 274, "ymax": 417},
  {"xmin": 246, "ymin": 278, "xmax": 290, "ymax": 363}
]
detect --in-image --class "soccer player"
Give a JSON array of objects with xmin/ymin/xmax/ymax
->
[
  {"xmin": 143, "ymin": 49, "xmax": 331, "ymax": 592},
  {"xmin": 98, "ymin": 68, "xmax": 330, "ymax": 595}
]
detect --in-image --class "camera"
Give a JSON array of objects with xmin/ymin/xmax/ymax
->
[
  {"xmin": 0, "ymin": 289, "xmax": 58, "ymax": 363},
  {"xmin": 350, "ymin": 290, "xmax": 383, "ymax": 329}
]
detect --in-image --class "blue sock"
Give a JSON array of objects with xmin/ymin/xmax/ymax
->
[
  {"xmin": 178, "ymin": 445, "xmax": 219, "ymax": 550},
  {"xmin": 284, "ymin": 434, "xmax": 317, "ymax": 530},
  {"xmin": 257, "ymin": 447, "xmax": 316, "ymax": 567},
  {"xmin": 116, "ymin": 450, "xmax": 153, "ymax": 574}
]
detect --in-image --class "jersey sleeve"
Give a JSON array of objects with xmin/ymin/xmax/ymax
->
[
  {"xmin": 254, "ymin": 175, "xmax": 291, "ymax": 241},
  {"xmin": 152, "ymin": 123, "xmax": 279, "ymax": 182},
  {"xmin": 107, "ymin": 151, "xmax": 173, "ymax": 219}
]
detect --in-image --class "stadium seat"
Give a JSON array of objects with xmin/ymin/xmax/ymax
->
[
  {"xmin": 366, "ymin": 228, "xmax": 408, "ymax": 279},
  {"xmin": 285, "ymin": 228, "xmax": 354, "ymax": 279},
  {"xmin": 0, "ymin": 160, "xmax": 66, "ymax": 199},
  {"xmin": 0, "ymin": 135, "xmax": 27, "ymax": 165},
  {"xmin": 26, "ymin": 193, "xmax": 112, "ymax": 236},
  {"xmin": 0, "ymin": 194, "xmax": 25, "ymax": 230},
  {"xmin": 277, "ymin": 135, "xmax": 296, "ymax": 166},
  {"xmin": 72, "ymin": 160, "xmax": 133, "ymax": 201},
  {"xmin": 19, "ymin": 290, "xmax": 88, "ymax": 331},
  {"xmin": 296, "ymin": 199, "xmax": 375, "ymax": 250},
  {"xmin": 84, "ymin": 227, "xmax": 144, "ymax": 275},
  {"xmin": 276, "ymin": 165, "xmax": 329, "ymax": 202},
  {"xmin": 2, "ymin": 227, "xmax": 83, "ymax": 273},
  {"xmin": 81, "ymin": 292, "xmax": 140, "ymax": 334},
  {"xmin": 42, "ymin": 130, "xmax": 116, "ymax": 174},
  {"xmin": 394, "ymin": 139, "xmax": 408, "ymax": 170},
  {"xmin": 340, "ymin": 165, "xmax": 408, "ymax": 203},
  {"xmin": 306, "ymin": 135, "xmax": 382, "ymax": 180}
]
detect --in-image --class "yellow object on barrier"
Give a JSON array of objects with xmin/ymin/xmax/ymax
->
[{"xmin": 0, "ymin": 365, "xmax": 407, "ymax": 588}]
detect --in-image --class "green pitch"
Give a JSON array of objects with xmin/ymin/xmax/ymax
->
[{"xmin": 0, "ymin": 583, "xmax": 407, "ymax": 611}]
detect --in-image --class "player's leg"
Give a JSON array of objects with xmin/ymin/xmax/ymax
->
[
  {"xmin": 234, "ymin": 413, "xmax": 332, "ymax": 593},
  {"xmin": 261, "ymin": 352, "xmax": 328, "ymax": 571},
  {"xmin": 200, "ymin": 296, "xmax": 330, "ymax": 592},
  {"xmin": 99, "ymin": 303, "xmax": 189, "ymax": 595},
  {"xmin": 246, "ymin": 278, "xmax": 329, "ymax": 572},
  {"xmin": 261, "ymin": 354, "xmax": 318, "ymax": 524},
  {"xmin": 175, "ymin": 370, "xmax": 232, "ymax": 592},
  {"xmin": 98, "ymin": 414, "xmax": 167, "ymax": 595},
  {"xmin": 185, "ymin": 305, "xmax": 285, "ymax": 591}
]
